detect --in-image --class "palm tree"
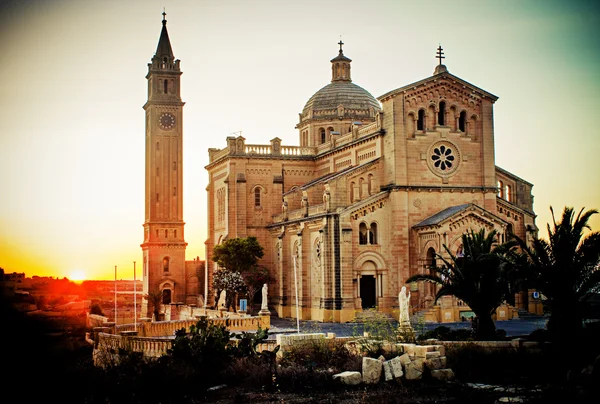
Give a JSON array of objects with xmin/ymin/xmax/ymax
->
[
  {"xmin": 144, "ymin": 291, "xmax": 163, "ymax": 322},
  {"xmin": 510, "ymin": 206, "xmax": 600, "ymax": 350},
  {"xmin": 406, "ymin": 228, "xmax": 516, "ymax": 340}
]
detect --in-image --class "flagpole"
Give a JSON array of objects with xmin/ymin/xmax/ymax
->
[
  {"xmin": 133, "ymin": 261, "xmax": 136, "ymax": 332},
  {"xmin": 293, "ymin": 256, "xmax": 300, "ymax": 334},
  {"xmin": 114, "ymin": 265, "xmax": 117, "ymax": 325}
]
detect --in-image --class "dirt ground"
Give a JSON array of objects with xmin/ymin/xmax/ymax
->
[{"xmin": 200, "ymin": 381, "xmax": 551, "ymax": 404}]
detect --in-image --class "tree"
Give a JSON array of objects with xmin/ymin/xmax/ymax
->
[
  {"xmin": 212, "ymin": 237, "xmax": 266, "ymax": 311},
  {"xmin": 242, "ymin": 265, "xmax": 273, "ymax": 313},
  {"xmin": 212, "ymin": 237, "xmax": 264, "ymax": 274},
  {"xmin": 510, "ymin": 206, "xmax": 600, "ymax": 353},
  {"xmin": 144, "ymin": 291, "xmax": 163, "ymax": 321},
  {"xmin": 212, "ymin": 269, "xmax": 247, "ymax": 312},
  {"xmin": 406, "ymin": 228, "xmax": 516, "ymax": 340}
]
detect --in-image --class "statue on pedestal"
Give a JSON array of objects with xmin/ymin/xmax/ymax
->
[
  {"xmin": 259, "ymin": 283, "xmax": 270, "ymax": 316},
  {"xmin": 398, "ymin": 286, "xmax": 412, "ymax": 327}
]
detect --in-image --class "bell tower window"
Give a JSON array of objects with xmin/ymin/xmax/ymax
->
[
  {"xmin": 417, "ymin": 109, "xmax": 425, "ymax": 131},
  {"xmin": 459, "ymin": 111, "xmax": 466, "ymax": 132},
  {"xmin": 438, "ymin": 101, "xmax": 446, "ymax": 126},
  {"xmin": 164, "ymin": 79, "xmax": 168, "ymax": 94},
  {"xmin": 320, "ymin": 128, "xmax": 326, "ymax": 144}
]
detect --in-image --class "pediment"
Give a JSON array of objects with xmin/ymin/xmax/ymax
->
[
  {"xmin": 414, "ymin": 203, "xmax": 507, "ymax": 233},
  {"xmin": 378, "ymin": 71, "xmax": 498, "ymax": 104}
]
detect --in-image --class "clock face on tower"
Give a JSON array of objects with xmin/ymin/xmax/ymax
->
[{"xmin": 158, "ymin": 112, "xmax": 176, "ymax": 130}]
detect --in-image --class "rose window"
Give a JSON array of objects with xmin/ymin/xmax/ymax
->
[
  {"xmin": 427, "ymin": 140, "xmax": 461, "ymax": 177},
  {"xmin": 431, "ymin": 145, "xmax": 455, "ymax": 171}
]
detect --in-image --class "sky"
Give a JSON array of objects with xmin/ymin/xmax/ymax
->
[{"xmin": 1, "ymin": 0, "xmax": 599, "ymax": 281}]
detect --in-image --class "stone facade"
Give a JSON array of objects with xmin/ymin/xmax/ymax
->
[{"xmin": 203, "ymin": 45, "xmax": 537, "ymax": 322}]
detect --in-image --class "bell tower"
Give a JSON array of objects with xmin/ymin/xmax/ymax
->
[{"xmin": 141, "ymin": 12, "xmax": 187, "ymax": 318}]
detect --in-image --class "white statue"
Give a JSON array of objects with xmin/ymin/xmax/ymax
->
[
  {"xmin": 261, "ymin": 283, "xmax": 268, "ymax": 311},
  {"xmin": 217, "ymin": 290, "xmax": 226, "ymax": 309},
  {"xmin": 399, "ymin": 286, "xmax": 411, "ymax": 324}
]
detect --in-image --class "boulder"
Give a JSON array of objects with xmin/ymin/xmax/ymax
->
[
  {"xmin": 425, "ymin": 356, "xmax": 447, "ymax": 370},
  {"xmin": 404, "ymin": 359, "xmax": 424, "ymax": 380},
  {"xmin": 399, "ymin": 353, "xmax": 412, "ymax": 367},
  {"xmin": 430, "ymin": 368, "xmax": 455, "ymax": 381},
  {"xmin": 383, "ymin": 356, "xmax": 404, "ymax": 381},
  {"xmin": 333, "ymin": 371, "xmax": 362, "ymax": 385},
  {"xmin": 362, "ymin": 357, "xmax": 383, "ymax": 384}
]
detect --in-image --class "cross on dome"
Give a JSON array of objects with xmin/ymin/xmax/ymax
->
[{"xmin": 436, "ymin": 45, "xmax": 445, "ymax": 65}]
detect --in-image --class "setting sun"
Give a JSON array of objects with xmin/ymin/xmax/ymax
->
[{"xmin": 69, "ymin": 270, "xmax": 86, "ymax": 282}]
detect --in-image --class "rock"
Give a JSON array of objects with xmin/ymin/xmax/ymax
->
[
  {"xmin": 430, "ymin": 368, "xmax": 455, "ymax": 381},
  {"xmin": 362, "ymin": 357, "xmax": 383, "ymax": 384},
  {"xmin": 399, "ymin": 353, "xmax": 411, "ymax": 367},
  {"xmin": 425, "ymin": 351, "xmax": 441, "ymax": 359},
  {"xmin": 425, "ymin": 356, "xmax": 447, "ymax": 370},
  {"xmin": 333, "ymin": 371, "xmax": 362, "ymax": 385},
  {"xmin": 414, "ymin": 345, "xmax": 435, "ymax": 358},
  {"xmin": 404, "ymin": 359, "xmax": 424, "ymax": 380},
  {"xmin": 383, "ymin": 356, "xmax": 404, "ymax": 381}
]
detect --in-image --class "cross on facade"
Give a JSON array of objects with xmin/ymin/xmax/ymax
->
[{"xmin": 436, "ymin": 45, "xmax": 445, "ymax": 65}]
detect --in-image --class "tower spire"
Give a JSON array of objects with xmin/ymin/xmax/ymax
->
[{"xmin": 155, "ymin": 10, "xmax": 174, "ymax": 61}]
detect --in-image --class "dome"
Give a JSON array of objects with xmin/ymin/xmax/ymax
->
[{"xmin": 302, "ymin": 81, "xmax": 381, "ymax": 117}]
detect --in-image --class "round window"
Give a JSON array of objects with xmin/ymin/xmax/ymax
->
[{"xmin": 427, "ymin": 140, "xmax": 461, "ymax": 177}]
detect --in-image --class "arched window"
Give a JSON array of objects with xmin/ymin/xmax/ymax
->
[
  {"xmin": 164, "ymin": 229, "xmax": 168, "ymax": 238},
  {"xmin": 327, "ymin": 127, "xmax": 334, "ymax": 136},
  {"xmin": 438, "ymin": 101, "xmax": 446, "ymax": 126},
  {"xmin": 173, "ymin": 186, "xmax": 176, "ymax": 196},
  {"xmin": 156, "ymin": 193, "xmax": 160, "ymax": 202},
  {"xmin": 359, "ymin": 222, "xmax": 368, "ymax": 245},
  {"xmin": 369, "ymin": 223, "xmax": 378, "ymax": 244},
  {"xmin": 320, "ymin": 128, "xmax": 326, "ymax": 144},
  {"xmin": 156, "ymin": 142, "xmax": 160, "ymax": 151},
  {"xmin": 163, "ymin": 256, "xmax": 170, "ymax": 272},
  {"xmin": 162, "ymin": 289, "xmax": 171, "ymax": 304},
  {"xmin": 164, "ymin": 79, "xmax": 168, "ymax": 94},
  {"xmin": 254, "ymin": 187, "xmax": 261, "ymax": 207},
  {"xmin": 497, "ymin": 180, "xmax": 504, "ymax": 198},
  {"xmin": 368, "ymin": 174, "xmax": 373, "ymax": 195},
  {"xmin": 417, "ymin": 109, "xmax": 425, "ymax": 131},
  {"xmin": 426, "ymin": 247, "xmax": 436, "ymax": 270},
  {"xmin": 156, "ymin": 167, "xmax": 159, "ymax": 176},
  {"xmin": 505, "ymin": 185, "xmax": 511, "ymax": 202},
  {"xmin": 350, "ymin": 181, "xmax": 355, "ymax": 202},
  {"xmin": 174, "ymin": 229, "xmax": 177, "ymax": 238},
  {"xmin": 173, "ymin": 161, "xmax": 177, "ymax": 170},
  {"xmin": 459, "ymin": 111, "xmax": 466, "ymax": 132}
]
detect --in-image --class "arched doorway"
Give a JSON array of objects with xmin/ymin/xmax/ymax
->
[
  {"xmin": 359, "ymin": 260, "xmax": 378, "ymax": 309},
  {"xmin": 360, "ymin": 275, "xmax": 376, "ymax": 309}
]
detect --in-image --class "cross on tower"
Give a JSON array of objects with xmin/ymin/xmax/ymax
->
[
  {"xmin": 338, "ymin": 39, "xmax": 344, "ymax": 53},
  {"xmin": 436, "ymin": 45, "xmax": 445, "ymax": 65},
  {"xmin": 162, "ymin": 9, "xmax": 166, "ymax": 22}
]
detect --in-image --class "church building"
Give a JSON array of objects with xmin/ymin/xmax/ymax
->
[
  {"xmin": 204, "ymin": 40, "xmax": 537, "ymax": 323},
  {"xmin": 141, "ymin": 15, "xmax": 537, "ymax": 323}
]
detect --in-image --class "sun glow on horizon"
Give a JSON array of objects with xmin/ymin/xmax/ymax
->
[{"xmin": 69, "ymin": 270, "xmax": 86, "ymax": 283}]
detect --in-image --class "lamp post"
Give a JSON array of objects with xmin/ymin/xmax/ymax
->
[
  {"xmin": 133, "ymin": 261, "xmax": 136, "ymax": 331},
  {"xmin": 114, "ymin": 265, "xmax": 117, "ymax": 325}
]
